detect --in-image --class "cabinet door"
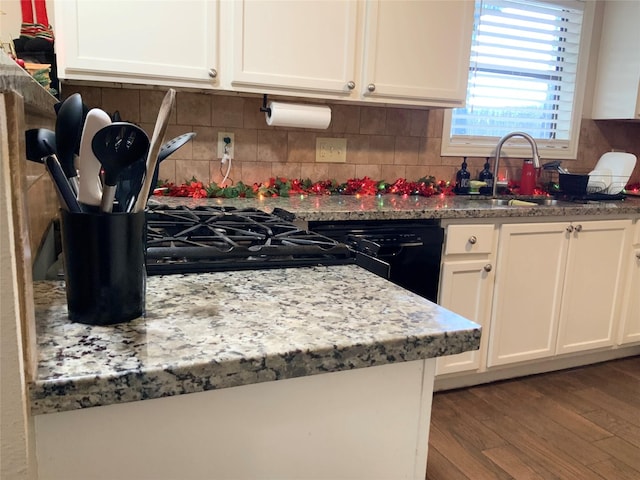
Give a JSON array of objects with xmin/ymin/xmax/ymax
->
[
  {"xmin": 231, "ymin": 0, "xmax": 358, "ymax": 94},
  {"xmin": 591, "ymin": 0, "xmax": 640, "ymax": 119},
  {"xmin": 557, "ymin": 220, "xmax": 632, "ymax": 354},
  {"xmin": 488, "ymin": 223, "xmax": 568, "ymax": 367},
  {"xmin": 436, "ymin": 259, "xmax": 494, "ymax": 375},
  {"xmin": 361, "ymin": 0, "xmax": 473, "ymax": 106},
  {"xmin": 54, "ymin": 0, "xmax": 219, "ymax": 86},
  {"xmin": 619, "ymin": 247, "xmax": 640, "ymax": 344}
]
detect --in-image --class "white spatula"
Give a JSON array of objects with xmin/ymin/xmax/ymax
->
[
  {"xmin": 78, "ymin": 108, "xmax": 112, "ymax": 206},
  {"xmin": 132, "ymin": 88, "xmax": 176, "ymax": 213}
]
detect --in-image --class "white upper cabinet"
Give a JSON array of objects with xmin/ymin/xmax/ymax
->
[
  {"xmin": 228, "ymin": 0, "xmax": 474, "ymax": 106},
  {"xmin": 54, "ymin": 0, "xmax": 219, "ymax": 88},
  {"xmin": 229, "ymin": 0, "xmax": 359, "ymax": 96},
  {"xmin": 591, "ymin": 0, "xmax": 640, "ymax": 120},
  {"xmin": 360, "ymin": 0, "xmax": 473, "ymax": 106},
  {"xmin": 53, "ymin": 0, "xmax": 473, "ymax": 106}
]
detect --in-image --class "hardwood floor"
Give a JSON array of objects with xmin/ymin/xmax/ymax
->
[{"xmin": 426, "ymin": 356, "xmax": 640, "ymax": 480}]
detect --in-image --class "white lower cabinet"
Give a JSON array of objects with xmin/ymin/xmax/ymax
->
[
  {"xmin": 556, "ymin": 220, "xmax": 632, "ymax": 354},
  {"xmin": 436, "ymin": 260, "xmax": 494, "ymax": 374},
  {"xmin": 488, "ymin": 219, "xmax": 632, "ymax": 367},
  {"xmin": 619, "ymin": 221, "xmax": 640, "ymax": 344},
  {"xmin": 436, "ymin": 224, "xmax": 496, "ymax": 375}
]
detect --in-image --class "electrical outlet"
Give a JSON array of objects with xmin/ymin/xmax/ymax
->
[
  {"xmin": 217, "ymin": 132, "xmax": 235, "ymax": 160},
  {"xmin": 316, "ymin": 137, "xmax": 347, "ymax": 163}
]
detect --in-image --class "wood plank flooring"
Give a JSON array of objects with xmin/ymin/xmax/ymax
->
[{"xmin": 426, "ymin": 356, "xmax": 640, "ymax": 480}]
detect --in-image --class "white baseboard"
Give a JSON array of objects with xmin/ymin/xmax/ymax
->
[{"xmin": 434, "ymin": 345, "xmax": 640, "ymax": 391}]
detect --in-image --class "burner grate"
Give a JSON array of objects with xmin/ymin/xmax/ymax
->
[{"xmin": 145, "ymin": 205, "xmax": 353, "ymax": 275}]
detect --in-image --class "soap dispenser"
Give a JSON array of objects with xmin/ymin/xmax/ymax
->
[
  {"xmin": 478, "ymin": 158, "xmax": 494, "ymax": 195},
  {"xmin": 455, "ymin": 157, "xmax": 471, "ymax": 194}
]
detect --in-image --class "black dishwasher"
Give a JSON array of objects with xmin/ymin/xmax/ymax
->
[{"xmin": 308, "ymin": 220, "xmax": 444, "ymax": 303}]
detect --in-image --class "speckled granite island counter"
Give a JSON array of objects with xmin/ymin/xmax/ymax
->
[{"xmin": 32, "ymin": 265, "xmax": 479, "ymax": 480}]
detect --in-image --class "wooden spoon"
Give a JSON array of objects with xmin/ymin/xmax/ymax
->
[{"xmin": 132, "ymin": 88, "xmax": 176, "ymax": 213}]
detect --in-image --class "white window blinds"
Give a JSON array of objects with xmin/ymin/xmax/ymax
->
[{"xmin": 449, "ymin": 0, "xmax": 585, "ymax": 147}]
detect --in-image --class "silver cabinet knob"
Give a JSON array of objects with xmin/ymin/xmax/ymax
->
[
  {"xmin": 468, "ymin": 236, "xmax": 477, "ymax": 245},
  {"xmin": 574, "ymin": 224, "xmax": 583, "ymax": 232},
  {"xmin": 347, "ymin": 81, "xmax": 356, "ymax": 90},
  {"xmin": 636, "ymin": 252, "xmax": 640, "ymax": 260},
  {"xmin": 566, "ymin": 225, "xmax": 574, "ymax": 233},
  {"xmin": 208, "ymin": 68, "xmax": 217, "ymax": 79},
  {"xmin": 367, "ymin": 83, "xmax": 376, "ymax": 92},
  {"xmin": 484, "ymin": 264, "xmax": 493, "ymax": 272}
]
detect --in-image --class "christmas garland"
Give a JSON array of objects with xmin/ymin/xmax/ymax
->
[
  {"xmin": 156, "ymin": 176, "xmax": 455, "ymax": 199},
  {"xmin": 154, "ymin": 177, "xmax": 640, "ymax": 199}
]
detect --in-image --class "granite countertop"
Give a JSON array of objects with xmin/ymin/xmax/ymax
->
[
  {"xmin": 150, "ymin": 193, "xmax": 640, "ymax": 221},
  {"xmin": 0, "ymin": 50, "xmax": 57, "ymax": 113},
  {"xmin": 31, "ymin": 265, "xmax": 480, "ymax": 415}
]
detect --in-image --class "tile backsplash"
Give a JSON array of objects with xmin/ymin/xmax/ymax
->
[{"xmin": 63, "ymin": 85, "xmax": 640, "ymax": 188}]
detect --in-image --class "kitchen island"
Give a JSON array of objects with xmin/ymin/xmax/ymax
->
[
  {"xmin": 30, "ymin": 192, "xmax": 640, "ymax": 479},
  {"xmin": 32, "ymin": 264, "xmax": 480, "ymax": 480}
]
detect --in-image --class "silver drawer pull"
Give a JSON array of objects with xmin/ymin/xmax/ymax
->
[
  {"xmin": 566, "ymin": 225, "xmax": 574, "ymax": 233},
  {"xmin": 347, "ymin": 81, "xmax": 356, "ymax": 90},
  {"xmin": 574, "ymin": 224, "xmax": 583, "ymax": 232},
  {"xmin": 484, "ymin": 264, "xmax": 492, "ymax": 272},
  {"xmin": 468, "ymin": 236, "xmax": 477, "ymax": 245},
  {"xmin": 209, "ymin": 68, "xmax": 217, "ymax": 78},
  {"xmin": 367, "ymin": 83, "xmax": 376, "ymax": 92}
]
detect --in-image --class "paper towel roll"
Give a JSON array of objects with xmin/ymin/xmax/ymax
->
[{"xmin": 265, "ymin": 102, "xmax": 331, "ymax": 129}]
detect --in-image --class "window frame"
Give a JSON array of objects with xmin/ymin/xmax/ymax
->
[{"xmin": 441, "ymin": 0, "xmax": 596, "ymax": 161}]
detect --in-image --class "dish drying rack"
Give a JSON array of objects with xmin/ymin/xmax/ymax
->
[
  {"xmin": 555, "ymin": 173, "xmax": 628, "ymax": 201},
  {"xmin": 542, "ymin": 167, "xmax": 629, "ymax": 200},
  {"xmin": 586, "ymin": 174, "xmax": 630, "ymax": 195}
]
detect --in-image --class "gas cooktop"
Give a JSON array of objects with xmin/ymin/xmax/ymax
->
[{"xmin": 145, "ymin": 204, "xmax": 354, "ymax": 275}]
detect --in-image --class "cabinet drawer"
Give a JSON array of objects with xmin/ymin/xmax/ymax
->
[{"xmin": 445, "ymin": 225, "xmax": 495, "ymax": 255}]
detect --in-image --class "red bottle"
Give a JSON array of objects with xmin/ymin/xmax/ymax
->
[{"xmin": 520, "ymin": 160, "xmax": 536, "ymax": 195}]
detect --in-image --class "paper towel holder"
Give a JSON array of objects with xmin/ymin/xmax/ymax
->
[{"xmin": 260, "ymin": 94, "xmax": 272, "ymax": 117}]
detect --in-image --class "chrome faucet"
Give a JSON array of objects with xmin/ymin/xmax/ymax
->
[{"xmin": 492, "ymin": 132, "xmax": 541, "ymax": 197}]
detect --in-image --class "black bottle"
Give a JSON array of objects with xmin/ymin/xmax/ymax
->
[
  {"xmin": 478, "ymin": 158, "xmax": 494, "ymax": 195},
  {"xmin": 455, "ymin": 157, "xmax": 471, "ymax": 194}
]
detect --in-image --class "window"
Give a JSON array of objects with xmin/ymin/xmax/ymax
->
[{"xmin": 442, "ymin": 0, "xmax": 594, "ymax": 160}]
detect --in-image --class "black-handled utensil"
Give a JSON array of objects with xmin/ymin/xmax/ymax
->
[
  {"xmin": 42, "ymin": 138, "xmax": 83, "ymax": 213},
  {"xmin": 116, "ymin": 131, "xmax": 196, "ymax": 209},
  {"xmin": 25, "ymin": 128, "xmax": 56, "ymax": 163},
  {"xmin": 55, "ymin": 93, "xmax": 85, "ymax": 194},
  {"xmin": 92, "ymin": 122, "xmax": 150, "ymax": 213},
  {"xmin": 150, "ymin": 132, "xmax": 196, "ymax": 198}
]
